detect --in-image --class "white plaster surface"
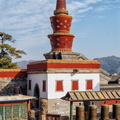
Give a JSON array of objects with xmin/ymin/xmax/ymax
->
[
  {"xmin": 47, "ymin": 73, "xmax": 100, "ymax": 99},
  {"xmin": 27, "ymin": 73, "xmax": 100, "ymax": 99},
  {"xmin": 27, "ymin": 74, "xmax": 48, "ymax": 98}
]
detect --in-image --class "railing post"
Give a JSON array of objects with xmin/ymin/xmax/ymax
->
[{"xmin": 70, "ymin": 101, "xmax": 73, "ymax": 120}]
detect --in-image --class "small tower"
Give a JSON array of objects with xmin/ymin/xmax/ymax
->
[{"xmin": 44, "ymin": 0, "xmax": 87, "ymax": 60}]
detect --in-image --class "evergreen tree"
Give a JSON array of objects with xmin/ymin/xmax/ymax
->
[{"xmin": 0, "ymin": 32, "xmax": 26, "ymax": 68}]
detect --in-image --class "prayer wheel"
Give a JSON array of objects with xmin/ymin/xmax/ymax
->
[
  {"xmin": 88, "ymin": 104, "xmax": 97, "ymax": 120},
  {"xmin": 113, "ymin": 102, "xmax": 120, "ymax": 119},
  {"xmin": 101, "ymin": 104, "xmax": 109, "ymax": 120},
  {"xmin": 76, "ymin": 105, "xmax": 85, "ymax": 120}
]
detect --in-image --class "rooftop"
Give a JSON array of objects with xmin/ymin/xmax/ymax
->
[
  {"xmin": 62, "ymin": 90, "xmax": 120, "ymax": 102},
  {"xmin": 0, "ymin": 94, "xmax": 35, "ymax": 102}
]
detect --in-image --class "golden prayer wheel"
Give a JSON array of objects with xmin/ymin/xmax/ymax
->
[
  {"xmin": 76, "ymin": 105, "xmax": 85, "ymax": 120},
  {"xmin": 88, "ymin": 104, "xmax": 97, "ymax": 120},
  {"xmin": 112, "ymin": 102, "xmax": 120, "ymax": 119},
  {"xmin": 101, "ymin": 104, "xmax": 109, "ymax": 120}
]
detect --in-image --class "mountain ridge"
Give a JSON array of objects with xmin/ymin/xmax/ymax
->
[{"xmin": 94, "ymin": 56, "xmax": 120, "ymax": 74}]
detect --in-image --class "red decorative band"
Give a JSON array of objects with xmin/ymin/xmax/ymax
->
[
  {"xmin": 27, "ymin": 62, "xmax": 100, "ymax": 70},
  {"xmin": 0, "ymin": 72, "xmax": 27, "ymax": 77}
]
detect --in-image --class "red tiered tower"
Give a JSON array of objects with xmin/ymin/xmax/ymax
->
[
  {"xmin": 49, "ymin": 0, "xmax": 74, "ymax": 52},
  {"xmin": 44, "ymin": 0, "xmax": 87, "ymax": 60}
]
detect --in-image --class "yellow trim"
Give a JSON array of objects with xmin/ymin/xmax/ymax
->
[
  {"xmin": 48, "ymin": 33, "xmax": 75, "ymax": 37},
  {"xmin": 53, "ymin": 30, "xmax": 70, "ymax": 33},
  {"xmin": 0, "ymin": 69, "xmax": 26, "ymax": 72},
  {"xmin": 50, "ymin": 15, "xmax": 72, "ymax": 18},
  {"xmin": 52, "ymin": 48, "xmax": 72, "ymax": 52},
  {"xmin": 54, "ymin": 9, "xmax": 68, "ymax": 15},
  {"xmin": 28, "ymin": 60, "xmax": 100, "ymax": 65},
  {"xmin": 47, "ymin": 59, "xmax": 100, "ymax": 64}
]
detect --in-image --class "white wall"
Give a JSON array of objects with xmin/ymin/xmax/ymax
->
[
  {"xmin": 27, "ymin": 74, "xmax": 48, "ymax": 98},
  {"xmin": 47, "ymin": 73, "xmax": 100, "ymax": 99},
  {"xmin": 27, "ymin": 73, "xmax": 100, "ymax": 99}
]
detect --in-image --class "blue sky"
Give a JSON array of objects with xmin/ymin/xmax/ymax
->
[{"xmin": 0, "ymin": 0, "xmax": 120, "ymax": 62}]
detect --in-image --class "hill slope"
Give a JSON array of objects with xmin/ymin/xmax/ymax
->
[
  {"xmin": 94, "ymin": 56, "xmax": 120, "ymax": 74},
  {"xmin": 17, "ymin": 60, "xmax": 35, "ymax": 69}
]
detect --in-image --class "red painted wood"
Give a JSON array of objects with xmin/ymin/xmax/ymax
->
[
  {"xmin": 56, "ymin": 0, "xmax": 66, "ymax": 9},
  {"xmin": 49, "ymin": 35, "xmax": 74, "ymax": 51},
  {"xmin": 27, "ymin": 63, "xmax": 47, "ymax": 70},
  {"xmin": 27, "ymin": 62, "xmax": 100, "ymax": 70},
  {"xmin": 0, "ymin": 72, "xmax": 27, "ymax": 77},
  {"xmin": 72, "ymin": 81, "xmax": 78, "ymax": 90},
  {"xmin": 50, "ymin": 16, "xmax": 72, "ymax": 33},
  {"xmin": 56, "ymin": 81, "xmax": 63, "ymax": 91},
  {"xmin": 100, "ymin": 100, "xmax": 120, "ymax": 105},
  {"xmin": 0, "ymin": 101, "xmax": 27, "ymax": 106},
  {"xmin": 86, "ymin": 80, "xmax": 93, "ymax": 90},
  {"xmin": 47, "ymin": 63, "xmax": 100, "ymax": 69}
]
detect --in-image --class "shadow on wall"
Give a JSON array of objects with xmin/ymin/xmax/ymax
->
[{"xmin": 0, "ymin": 77, "xmax": 27, "ymax": 95}]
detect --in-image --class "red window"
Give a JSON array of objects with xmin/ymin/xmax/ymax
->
[
  {"xmin": 42, "ymin": 80, "xmax": 46, "ymax": 92},
  {"xmin": 86, "ymin": 80, "xmax": 93, "ymax": 90},
  {"xmin": 72, "ymin": 81, "xmax": 78, "ymax": 90},
  {"xmin": 28, "ymin": 80, "xmax": 31, "ymax": 90},
  {"xmin": 56, "ymin": 81, "xmax": 63, "ymax": 91}
]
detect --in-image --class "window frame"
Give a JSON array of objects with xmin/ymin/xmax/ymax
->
[
  {"xmin": 71, "ymin": 80, "xmax": 79, "ymax": 91},
  {"xmin": 28, "ymin": 80, "xmax": 31, "ymax": 90},
  {"xmin": 55, "ymin": 80, "xmax": 63, "ymax": 92},
  {"xmin": 86, "ymin": 79, "xmax": 93, "ymax": 91},
  {"xmin": 42, "ymin": 80, "xmax": 46, "ymax": 92}
]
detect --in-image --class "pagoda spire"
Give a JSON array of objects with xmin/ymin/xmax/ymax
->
[
  {"xmin": 54, "ymin": 0, "xmax": 68, "ymax": 15},
  {"xmin": 46, "ymin": 0, "xmax": 74, "ymax": 53},
  {"xmin": 56, "ymin": 0, "xmax": 66, "ymax": 9},
  {"xmin": 44, "ymin": 0, "xmax": 84, "ymax": 60}
]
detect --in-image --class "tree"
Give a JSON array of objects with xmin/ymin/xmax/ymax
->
[
  {"xmin": 0, "ymin": 32, "xmax": 26, "ymax": 68},
  {"xmin": 0, "ymin": 55, "xmax": 18, "ymax": 68}
]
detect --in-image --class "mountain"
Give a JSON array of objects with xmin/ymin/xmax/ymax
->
[
  {"xmin": 16, "ymin": 60, "xmax": 35, "ymax": 69},
  {"xmin": 94, "ymin": 56, "xmax": 120, "ymax": 74}
]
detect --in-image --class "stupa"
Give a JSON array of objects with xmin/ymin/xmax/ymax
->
[
  {"xmin": 27, "ymin": 0, "xmax": 100, "ymax": 119},
  {"xmin": 44, "ymin": 0, "xmax": 87, "ymax": 60}
]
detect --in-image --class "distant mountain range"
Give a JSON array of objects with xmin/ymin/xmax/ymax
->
[
  {"xmin": 17, "ymin": 60, "xmax": 35, "ymax": 69},
  {"xmin": 17, "ymin": 56, "xmax": 120, "ymax": 74},
  {"xmin": 94, "ymin": 56, "xmax": 120, "ymax": 74}
]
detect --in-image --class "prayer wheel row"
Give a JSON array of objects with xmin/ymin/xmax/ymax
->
[{"xmin": 76, "ymin": 103, "xmax": 120, "ymax": 120}]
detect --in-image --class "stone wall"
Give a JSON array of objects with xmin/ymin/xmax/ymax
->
[
  {"xmin": 0, "ymin": 77, "xmax": 27, "ymax": 95},
  {"xmin": 47, "ymin": 98, "xmax": 80, "ymax": 118},
  {"xmin": 100, "ymin": 84, "xmax": 120, "ymax": 91}
]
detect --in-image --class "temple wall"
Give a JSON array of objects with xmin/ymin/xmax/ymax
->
[
  {"xmin": 0, "ymin": 77, "xmax": 27, "ymax": 95},
  {"xmin": 27, "ymin": 72, "xmax": 100, "ymax": 99},
  {"xmin": 48, "ymin": 73, "xmax": 100, "ymax": 99},
  {"xmin": 27, "ymin": 73, "xmax": 47, "ymax": 98},
  {"xmin": 0, "ymin": 69, "xmax": 27, "ymax": 95}
]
